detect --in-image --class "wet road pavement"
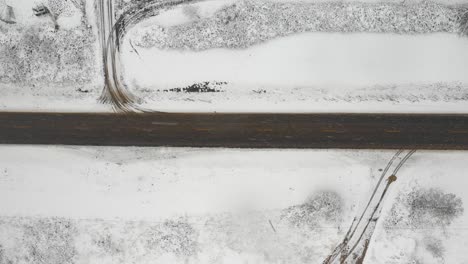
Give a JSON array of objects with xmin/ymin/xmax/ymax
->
[{"xmin": 1, "ymin": 112, "xmax": 468, "ymax": 149}]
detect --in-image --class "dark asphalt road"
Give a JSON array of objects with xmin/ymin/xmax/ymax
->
[{"xmin": 1, "ymin": 112, "xmax": 468, "ymax": 149}]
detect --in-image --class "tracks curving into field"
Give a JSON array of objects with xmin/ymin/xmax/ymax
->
[
  {"xmin": 324, "ymin": 150, "xmax": 417, "ymax": 264},
  {"xmin": 98, "ymin": 0, "xmax": 203, "ymax": 112}
]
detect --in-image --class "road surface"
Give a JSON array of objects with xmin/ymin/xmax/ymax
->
[{"xmin": 1, "ymin": 112, "xmax": 468, "ymax": 149}]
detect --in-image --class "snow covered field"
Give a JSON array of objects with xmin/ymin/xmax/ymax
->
[
  {"xmin": 123, "ymin": 32, "xmax": 468, "ymax": 113},
  {"xmin": 0, "ymin": 146, "xmax": 467, "ymax": 263},
  {"xmin": 1, "ymin": 0, "xmax": 468, "ymax": 112},
  {"xmin": 0, "ymin": 0, "xmax": 103, "ymax": 111},
  {"xmin": 2, "ymin": 1, "xmax": 468, "ymax": 263}
]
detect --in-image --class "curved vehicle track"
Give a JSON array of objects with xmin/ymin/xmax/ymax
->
[{"xmin": 324, "ymin": 150, "xmax": 416, "ymax": 264}]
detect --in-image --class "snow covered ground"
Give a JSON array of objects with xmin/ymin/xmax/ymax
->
[
  {"xmin": 123, "ymin": 32, "xmax": 468, "ymax": 113},
  {"xmin": 2, "ymin": 1, "xmax": 468, "ymax": 263},
  {"xmin": 1, "ymin": 0, "xmax": 468, "ymax": 112},
  {"xmin": 0, "ymin": 0, "xmax": 104, "ymax": 111},
  {"xmin": 0, "ymin": 146, "xmax": 467, "ymax": 263}
]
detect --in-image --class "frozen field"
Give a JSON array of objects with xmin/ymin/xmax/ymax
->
[
  {"xmin": 123, "ymin": 32, "xmax": 468, "ymax": 113},
  {"xmin": 2, "ymin": 1, "xmax": 468, "ymax": 263},
  {"xmin": 0, "ymin": 146, "xmax": 467, "ymax": 263},
  {"xmin": 1, "ymin": 0, "xmax": 468, "ymax": 112}
]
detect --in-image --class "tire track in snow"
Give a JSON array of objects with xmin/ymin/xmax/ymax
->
[{"xmin": 324, "ymin": 150, "xmax": 417, "ymax": 264}]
